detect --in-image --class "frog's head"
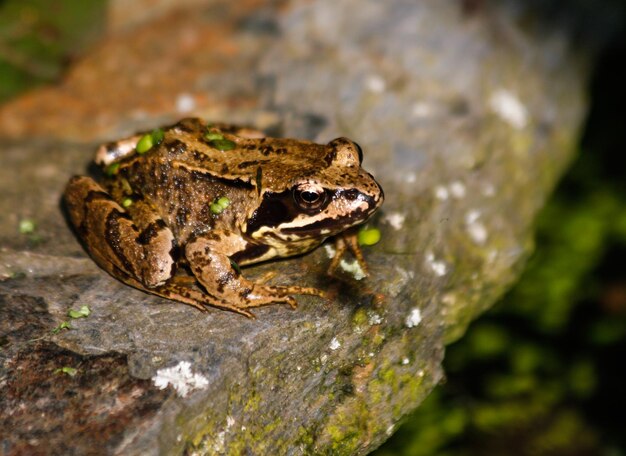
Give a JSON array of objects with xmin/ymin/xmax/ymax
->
[{"xmin": 244, "ymin": 137, "xmax": 384, "ymax": 245}]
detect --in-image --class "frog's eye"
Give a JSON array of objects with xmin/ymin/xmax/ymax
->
[{"xmin": 293, "ymin": 183, "xmax": 327, "ymax": 211}]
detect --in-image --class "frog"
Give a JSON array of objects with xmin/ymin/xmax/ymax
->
[{"xmin": 64, "ymin": 117, "xmax": 384, "ymax": 317}]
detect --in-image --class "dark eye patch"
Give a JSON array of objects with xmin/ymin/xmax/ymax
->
[
  {"xmin": 246, "ymin": 190, "xmax": 295, "ymax": 234},
  {"xmin": 246, "ymin": 187, "xmax": 333, "ymax": 235}
]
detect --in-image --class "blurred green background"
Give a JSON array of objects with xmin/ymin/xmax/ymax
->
[
  {"xmin": 0, "ymin": 0, "xmax": 105, "ymax": 102},
  {"xmin": 2, "ymin": 1, "xmax": 626, "ymax": 455}
]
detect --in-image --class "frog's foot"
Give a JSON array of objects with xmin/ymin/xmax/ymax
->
[
  {"xmin": 243, "ymin": 284, "xmax": 325, "ymax": 310},
  {"xmin": 154, "ymin": 279, "xmax": 256, "ymax": 318},
  {"xmin": 184, "ymin": 233, "xmax": 324, "ymax": 316},
  {"xmin": 328, "ymin": 230, "xmax": 369, "ymax": 276},
  {"xmin": 157, "ymin": 278, "xmax": 323, "ymax": 318}
]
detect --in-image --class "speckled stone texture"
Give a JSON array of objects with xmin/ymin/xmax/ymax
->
[{"xmin": 0, "ymin": 0, "xmax": 586, "ymax": 454}]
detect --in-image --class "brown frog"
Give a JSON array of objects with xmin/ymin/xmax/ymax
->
[{"xmin": 64, "ymin": 118, "xmax": 384, "ymax": 317}]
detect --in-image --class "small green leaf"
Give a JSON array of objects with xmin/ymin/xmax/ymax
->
[
  {"xmin": 122, "ymin": 198, "xmax": 133, "ymax": 208},
  {"xmin": 19, "ymin": 219, "xmax": 36, "ymax": 234},
  {"xmin": 68, "ymin": 305, "xmax": 91, "ymax": 319},
  {"xmin": 210, "ymin": 139, "xmax": 236, "ymax": 151},
  {"xmin": 136, "ymin": 133, "xmax": 154, "ymax": 154},
  {"xmin": 136, "ymin": 129, "xmax": 165, "ymax": 154},
  {"xmin": 52, "ymin": 321, "xmax": 72, "ymax": 334},
  {"xmin": 204, "ymin": 131, "xmax": 224, "ymax": 141},
  {"xmin": 105, "ymin": 162, "xmax": 120, "ymax": 176},
  {"xmin": 151, "ymin": 128, "xmax": 164, "ymax": 146},
  {"xmin": 216, "ymin": 197, "xmax": 230, "ymax": 209},
  {"xmin": 357, "ymin": 226, "xmax": 381, "ymax": 246},
  {"xmin": 210, "ymin": 202, "xmax": 224, "ymax": 214},
  {"xmin": 55, "ymin": 366, "xmax": 77, "ymax": 377},
  {"xmin": 210, "ymin": 196, "xmax": 231, "ymax": 214}
]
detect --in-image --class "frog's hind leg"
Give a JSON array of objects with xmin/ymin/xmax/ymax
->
[
  {"xmin": 64, "ymin": 176, "xmax": 176, "ymax": 291},
  {"xmin": 185, "ymin": 233, "xmax": 325, "ymax": 316}
]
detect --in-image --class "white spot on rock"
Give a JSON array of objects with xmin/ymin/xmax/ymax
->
[
  {"xmin": 402, "ymin": 357, "xmax": 410, "ymax": 365},
  {"xmin": 329, "ymin": 337, "xmax": 341, "ymax": 351},
  {"xmin": 411, "ymin": 101, "xmax": 432, "ymax": 118},
  {"xmin": 465, "ymin": 210, "xmax": 488, "ymax": 244},
  {"xmin": 214, "ymin": 431, "xmax": 226, "ymax": 452},
  {"xmin": 384, "ymin": 212, "xmax": 405, "ymax": 230},
  {"xmin": 468, "ymin": 223, "xmax": 488, "ymax": 244},
  {"xmin": 449, "ymin": 181, "xmax": 466, "ymax": 198},
  {"xmin": 465, "ymin": 210, "xmax": 481, "ymax": 224},
  {"xmin": 324, "ymin": 244, "xmax": 336, "ymax": 258},
  {"xmin": 434, "ymin": 185, "xmax": 449, "ymax": 200},
  {"xmin": 368, "ymin": 312, "xmax": 383, "ymax": 326},
  {"xmin": 340, "ymin": 259, "xmax": 366, "ymax": 280},
  {"xmin": 176, "ymin": 93, "xmax": 196, "ymax": 113},
  {"xmin": 152, "ymin": 361, "xmax": 209, "ymax": 397},
  {"xmin": 482, "ymin": 183, "xmax": 496, "ymax": 197},
  {"xmin": 405, "ymin": 308, "xmax": 422, "ymax": 328},
  {"xmin": 365, "ymin": 75, "xmax": 386, "ymax": 93},
  {"xmin": 441, "ymin": 293, "xmax": 457, "ymax": 306},
  {"xmin": 489, "ymin": 89, "xmax": 528, "ymax": 129},
  {"xmin": 425, "ymin": 252, "xmax": 447, "ymax": 277}
]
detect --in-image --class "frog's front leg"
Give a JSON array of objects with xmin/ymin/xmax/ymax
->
[
  {"xmin": 185, "ymin": 232, "xmax": 324, "ymax": 316},
  {"xmin": 64, "ymin": 176, "xmax": 176, "ymax": 290}
]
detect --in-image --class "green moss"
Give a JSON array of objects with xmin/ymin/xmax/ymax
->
[
  {"xmin": 296, "ymin": 425, "xmax": 315, "ymax": 447},
  {"xmin": 398, "ymin": 372, "xmax": 425, "ymax": 405},
  {"xmin": 367, "ymin": 379, "xmax": 385, "ymax": 404},
  {"xmin": 352, "ymin": 308, "xmax": 369, "ymax": 327},
  {"xmin": 0, "ymin": 0, "xmax": 106, "ymax": 103},
  {"xmin": 379, "ymin": 367, "xmax": 397, "ymax": 391},
  {"xmin": 325, "ymin": 400, "xmax": 370, "ymax": 454}
]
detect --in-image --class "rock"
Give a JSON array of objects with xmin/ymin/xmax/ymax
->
[{"xmin": 0, "ymin": 0, "xmax": 586, "ymax": 454}]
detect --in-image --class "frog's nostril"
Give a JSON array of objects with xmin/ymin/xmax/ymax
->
[{"xmin": 341, "ymin": 189, "xmax": 360, "ymax": 201}]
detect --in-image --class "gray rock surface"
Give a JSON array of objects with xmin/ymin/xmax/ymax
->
[{"xmin": 0, "ymin": 0, "xmax": 586, "ymax": 454}]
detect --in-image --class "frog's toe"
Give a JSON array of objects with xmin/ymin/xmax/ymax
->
[
  {"xmin": 272, "ymin": 285, "xmax": 326, "ymax": 299},
  {"xmin": 241, "ymin": 286, "xmax": 298, "ymax": 310},
  {"xmin": 285, "ymin": 296, "xmax": 298, "ymax": 309},
  {"xmin": 248, "ymin": 285, "xmax": 327, "ymax": 310}
]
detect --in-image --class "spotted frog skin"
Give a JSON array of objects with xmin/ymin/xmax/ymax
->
[{"xmin": 64, "ymin": 118, "xmax": 384, "ymax": 317}]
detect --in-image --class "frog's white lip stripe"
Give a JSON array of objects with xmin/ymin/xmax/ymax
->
[{"xmin": 278, "ymin": 206, "xmax": 373, "ymax": 237}]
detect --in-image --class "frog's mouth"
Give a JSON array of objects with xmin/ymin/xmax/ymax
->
[{"xmin": 278, "ymin": 206, "xmax": 376, "ymax": 239}]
